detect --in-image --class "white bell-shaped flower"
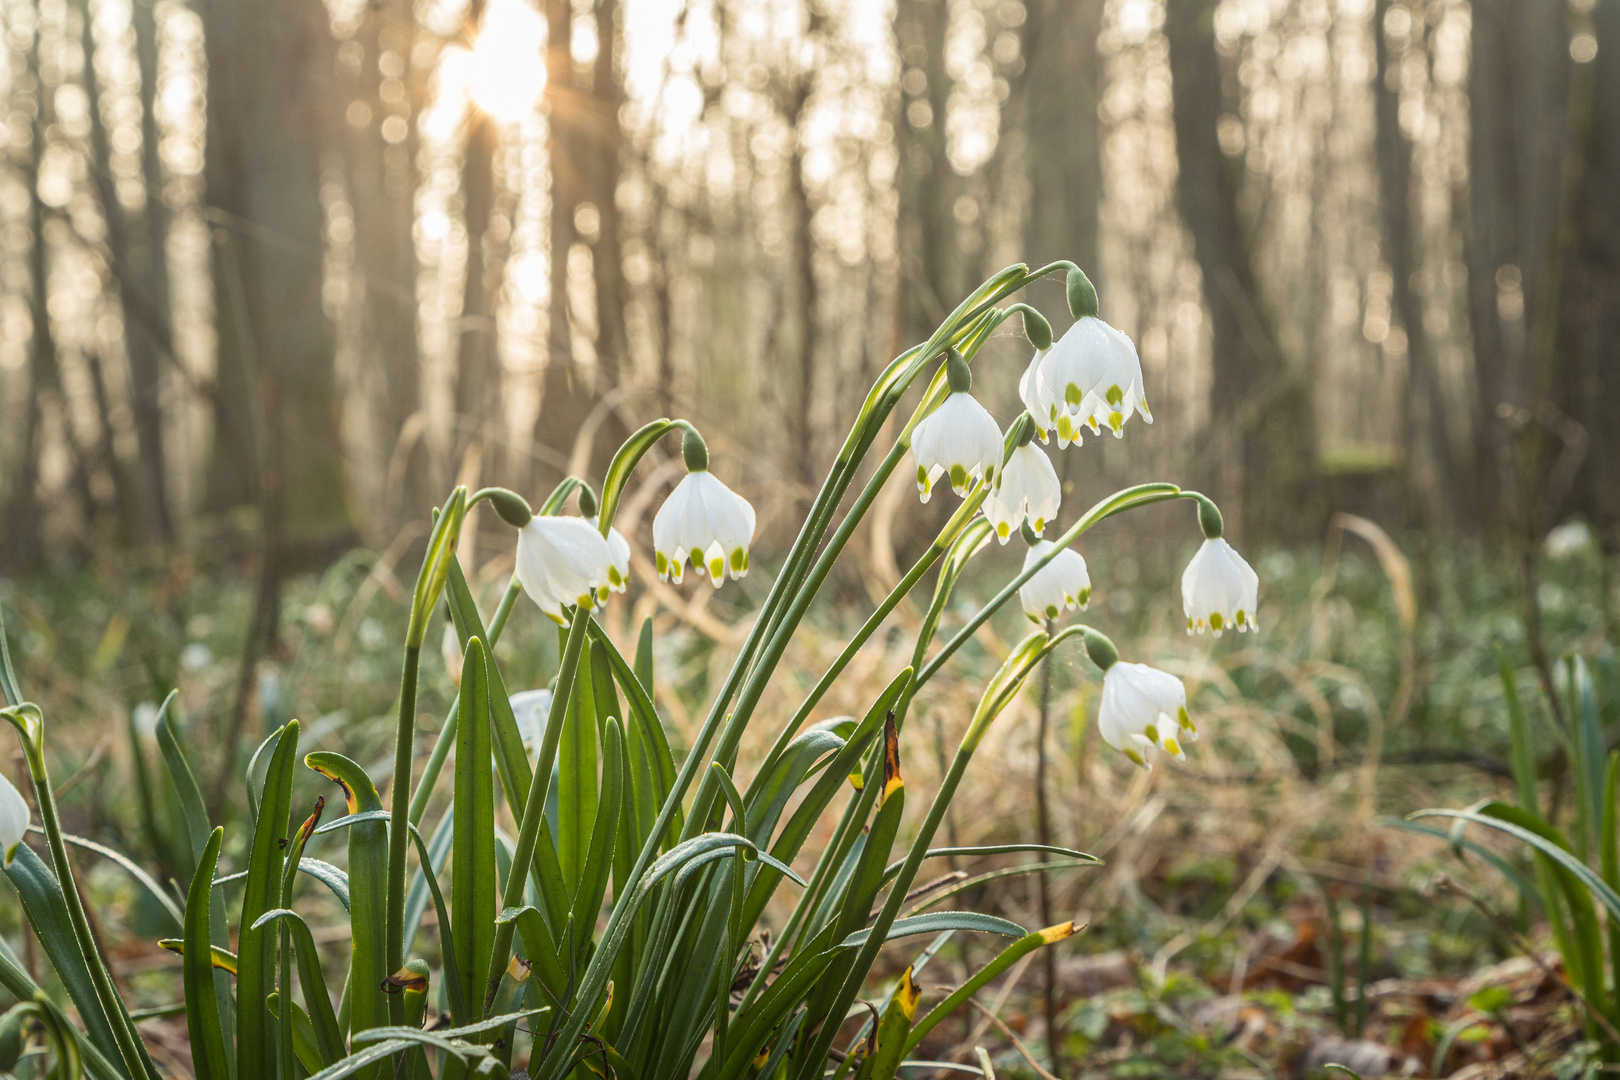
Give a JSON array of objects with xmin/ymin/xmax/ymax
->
[
  {"xmin": 986, "ymin": 442, "xmax": 1061, "ymax": 543},
  {"xmin": 508, "ymin": 689, "xmax": 553, "ymax": 752},
  {"xmin": 1181, "ymin": 537, "xmax": 1259, "ymax": 635},
  {"xmin": 652, "ymin": 470, "xmax": 756, "ymax": 588},
  {"xmin": 1018, "ymin": 540, "xmax": 1091, "ymax": 623},
  {"xmin": 1037, "ymin": 316, "xmax": 1151, "ymax": 440},
  {"xmin": 515, "ymin": 515, "xmax": 616, "ymax": 624},
  {"xmin": 1018, "ymin": 349, "xmax": 1070, "ymax": 446},
  {"xmin": 0, "ymin": 770, "xmax": 29, "ymax": 866},
  {"xmin": 912, "ymin": 350, "xmax": 1003, "ymax": 501},
  {"xmin": 1099, "ymin": 661, "xmax": 1194, "ymax": 769},
  {"xmin": 588, "ymin": 517, "xmax": 633, "ymax": 603}
]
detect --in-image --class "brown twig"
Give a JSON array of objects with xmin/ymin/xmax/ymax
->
[{"xmin": 965, "ymin": 998, "xmax": 1060, "ymax": 1080}]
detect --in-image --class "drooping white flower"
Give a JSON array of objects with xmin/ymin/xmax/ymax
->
[
  {"xmin": 1035, "ymin": 316, "xmax": 1151, "ymax": 440},
  {"xmin": 589, "ymin": 517, "xmax": 633, "ymax": 603},
  {"xmin": 652, "ymin": 470, "xmax": 756, "ymax": 587},
  {"xmin": 0, "ymin": 771, "xmax": 29, "ymax": 866},
  {"xmin": 911, "ymin": 392, "xmax": 1003, "ymax": 502},
  {"xmin": 515, "ymin": 515, "xmax": 616, "ymax": 624},
  {"xmin": 1099, "ymin": 661, "xmax": 1194, "ymax": 769},
  {"xmin": 508, "ymin": 689, "xmax": 553, "ymax": 752},
  {"xmin": 986, "ymin": 443, "xmax": 1061, "ymax": 543},
  {"xmin": 1181, "ymin": 537, "xmax": 1259, "ymax": 635},
  {"xmin": 1018, "ymin": 540, "xmax": 1091, "ymax": 623},
  {"xmin": 1018, "ymin": 348, "xmax": 1066, "ymax": 445}
]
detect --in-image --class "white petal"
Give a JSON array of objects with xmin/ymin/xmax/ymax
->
[
  {"xmin": 1181, "ymin": 538, "xmax": 1260, "ymax": 634},
  {"xmin": 0, "ymin": 771, "xmax": 29, "ymax": 866},
  {"xmin": 912, "ymin": 393, "xmax": 1003, "ymax": 498}
]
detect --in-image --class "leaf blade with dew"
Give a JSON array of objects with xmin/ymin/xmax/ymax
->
[
  {"xmin": 589, "ymin": 621, "xmax": 681, "ymax": 848},
  {"xmin": 880, "ymin": 844, "xmax": 1098, "ymax": 884},
  {"xmin": 183, "ymin": 828, "xmax": 232, "ymax": 1080},
  {"xmin": 837, "ymin": 912, "xmax": 1028, "ymax": 950},
  {"xmin": 566, "ymin": 716, "xmax": 623, "ymax": 970},
  {"xmin": 559, "ymin": 637, "xmax": 599, "ymax": 898}
]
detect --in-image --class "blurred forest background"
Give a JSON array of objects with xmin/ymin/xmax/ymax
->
[{"xmin": 0, "ymin": 0, "xmax": 1617, "ymax": 604}]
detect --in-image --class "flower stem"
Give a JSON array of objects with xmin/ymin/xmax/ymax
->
[
  {"xmin": 384, "ymin": 644, "xmax": 420, "ymax": 1024},
  {"xmin": 3, "ymin": 707, "xmax": 158, "ymax": 1080}
]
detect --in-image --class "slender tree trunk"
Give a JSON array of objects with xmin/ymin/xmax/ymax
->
[
  {"xmin": 1019, "ymin": 0, "xmax": 1104, "ymax": 294},
  {"xmin": 894, "ymin": 0, "xmax": 962, "ymax": 349},
  {"xmin": 785, "ymin": 77, "xmax": 818, "ymax": 490},
  {"xmin": 1164, "ymin": 0, "xmax": 1317, "ymax": 542},
  {"xmin": 453, "ymin": 101, "xmax": 502, "ymax": 465},
  {"xmin": 81, "ymin": 0, "xmax": 172, "ymax": 545},
  {"xmin": 1374, "ymin": 0, "xmax": 1455, "ymax": 529},
  {"xmin": 347, "ymin": 3, "xmax": 426, "ymax": 527}
]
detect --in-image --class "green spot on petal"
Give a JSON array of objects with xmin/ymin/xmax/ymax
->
[
  {"xmin": 1209, "ymin": 612, "xmax": 1223, "ymax": 631},
  {"xmin": 1064, "ymin": 383, "xmax": 1082, "ymax": 407},
  {"xmin": 1144, "ymin": 724, "xmax": 1159, "ymax": 743},
  {"xmin": 691, "ymin": 548, "xmax": 705, "ymax": 567},
  {"xmin": 1236, "ymin": 609, "xmax": 1248, "ymax": 626},
  {"xmin": 1106, "ymin": 384, "xmax": 1123, "ymax": 406},
  {"xmin": 608, "ymin": 567, "xmax": 623, "ymax": 586},
  {"xmin": 1044, "ymin": 604, "xmax": 1059, "ymax": 620},
  {"xmin": 709, "ymin": 558, "xmax": 724, "ymax": 580},
  {"xmin": 730, "ymin": 548, "xmax": 745, "ymax": 571},
  {"xmin": 656, "ymin": 551, "xmax": 668, "ymax": 575},
  {"xmin": 917, "ymin": 464, "xmax": 927, "ymax": 487},
  {"xmin": 949, "ymin": 463, "xmax": 967, "ymax": 490}
]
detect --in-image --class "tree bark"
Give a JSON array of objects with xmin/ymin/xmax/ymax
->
[
  {"xmin": 1164, "ymin": 0, "xmax": 1317, "ymax": 542},
  {"xmin": 894, "ymin": 0, "xmax": 963, "ymax": 349}
]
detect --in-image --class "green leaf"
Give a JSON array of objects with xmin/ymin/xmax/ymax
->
[
  {"xmin": 351, "ymin": 1009, "xmax": 548, "ymax": 1048},
  {"xmin": 902, "ymin": 922, "xmax": 1077, "ymax": 1056},
  {"xmin": 559, "ymin": 638, "xmax": 599, "ymax": 892},
  {"xmin": 881, "ymin": 843, "xmax": 1098, "ymax": 883},
  {"xmin": 0, "ymin": 936, "xmax": 122, "ymax": 1080},
  {"xmin": 838, "ymin": 912, "xmax": 1027, "ymax": 950},
  {"xmin": 183, "ymin": 828, "xmax": 231, "ymax": 1080},
  {"xmin": 251, "ymin": 910, "xmax": 344, "ymax": 1068},
  {"xmin": 52, "ymin": 831, "xmax": 182, "ymax": 932},
  {"xmin": 1379, "ymin": 818, "xmax": 1543, "ymax": 912},
  {"xmin": 588, "ymin": 623, "xmax": 680, "ymax": 847},
  {"xmin": 567, "ymin": 716, "xmax": 624, "ymax": 966},
  {"xmin": 492, "ymin": 906, "xmax": 570, "ymax": 1008},
  {"xmin": 3, "ymin": 842, "xmax": 123, "ymax": 1069},
  {"xmin": 265, "ymin": 994, "xmax": 324, "ymax": 1076},
  {"xmin": 299, "ymin": 1040, "xmax": 418, "ymax": 1080},
  {"xmin": 237, "ymin": 720, "xmax": 299, "ymax": 1080},
  {"xmin": 1498, "ymin": 657, "xmax": 1540, "ymax": 816},
  {"xmin": 633, "ymin": 617, "xmax": 654, "ymax": 699},
  {"xmin": 156, "ymin": 693, "xmax": 236, "ymax": 1059},
  {"xmin": 453, "ymin": 639, "xmax": 498, "ymax": 1025},
  {"xmin": 403, "ymin": 804, "xmax": 452, "ymax": 951}
]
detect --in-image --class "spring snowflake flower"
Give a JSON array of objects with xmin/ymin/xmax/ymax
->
[
  {"xmin": 911, "ymin": 348, "xmax": 1003, "ymax": 502},
  {"xmin": 1099, "ymin": 661, "xmax": 1194, "ymax": 769},
  {"xmin": 0, "ymin": 771, "xmax": 29, "ymax": 866},
  {"xmin": 515, "ymin": 515, "xmax": 616, "ymax": 624},
  {"xmin": 986, "ymin": 441, "xmax": 1061, "ymax": 542},
  {"xmin": 1018, "ymin": 540, "xmax": 1091, "ymax": 622},
  {"xmin": 589, "ymin": 518, "xmax": 632, "ymax": 603},
  {"xmin": 653, "ymin": 471, "xmax": 756, "ymax": 588},
  {"xmin": 1032, "ymin": 317, "xmax": 1151, "ymax": 441},
  {"xmin": 1018, "ymin": 348, "xmax": 1082, "ymax": 447},
  {"xmin": 1181, "ymin": 537, "xmax": 1259, "ymax": 635}
]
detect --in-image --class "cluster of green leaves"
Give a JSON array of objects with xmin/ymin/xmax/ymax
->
[
  {"xmin": 1404, "ymin": 653, "xmax": 1620, "ymax": 1047},
  {"xmin": 0, "ymin": 259, "xmax": 1216, "ymax": 1080}
]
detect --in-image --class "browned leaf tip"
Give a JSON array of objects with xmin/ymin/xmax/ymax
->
[{"xmin": 880, "ymin": 710, "xmax": 902, "ymax": 804}]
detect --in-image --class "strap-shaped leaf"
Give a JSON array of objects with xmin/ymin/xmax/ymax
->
[
  {"xmin": 838, "ymin": 912, "xmax": 1027, "ymax": 950},
  {"xmin": 403, "ymin": 804, "xmax": 452, "ymax": 949},
  {"xmin": 904, "ymin": 922, "xmax": 1078, "ymax": 1055},
  {"xmin": 0, "ymin": 935, "xmax": 123, "ymax": 1080},
  {"xmin": 264, "ymin": 994, "xmax": 323, "ymax": 1075},
  {"xmin": 567, "ymin": 717, "xmax": 624, "ymax": 967},
  {"xmin": 559, "ymin": 639, "xmax": 600, "ymax": 895},
  {"xmin": 250, "ymin": 910, "xmax": 344, "ymax": 1067},
  {"xmin": 237, "ymin": 720, "xmax": 299, "ymax": 1080},
  {"xmin": 881, "ymin": 843, "xmax": 1098, "ymax": 883},
  {"xmin": 2, "ymin": 844, "xmax": 123, "ymax": 1068},
  {"xmin": 588, "ymin": 623, "xmax": 680, "ymax": 846},
  {"xmin": 49, "ymin": 831, "xmax": 182, "ymax": 931},
  {"xmin": 452, "ymin": 639, "xmax": 497, "ymax": 1025},
  {"xmin": 183, "ymin": 828, "xmax": 231, "ymax": 1080}
]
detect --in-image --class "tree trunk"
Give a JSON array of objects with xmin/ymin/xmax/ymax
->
[
  {"xmin": 1019, "ymin": 0, "xmax": 1104, "ymax": 296},
  {"xmin": 346, "ymin": 3, "xmax": 426, "ymax": 528},
  {"xmin": 785, "ymin": 76, "xmax": 818, "ymax": 490},
  {"xmin": 82, "ymin": 0, "xmax": 173, "ymax": 546},
  {"xmin": 1373, "ymin": 0, "xmax": 1456, "ymax": 528},
  {"xmin": 453, "ymin": 104, "xmax": 503, "ymax": 468},
  {"xmin": 894, "ymin": 0, "xmax": 963, "ymax": 349},
  {"xmin": 1164, "ymin": 0, "xmax": 1317, "ymax": 542}
]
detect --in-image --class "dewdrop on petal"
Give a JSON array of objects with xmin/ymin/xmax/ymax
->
[
  {"xmin": 652, "ymin": 428, "xmax": 755, "ymax": 588},
  {"xmin": 911, "ymin": 349, "xmax": 1003, "ymax": 501}
]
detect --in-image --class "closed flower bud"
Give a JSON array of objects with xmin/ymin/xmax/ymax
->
[
  {"xmin": 1017, "ymin": 540, "xmax": 1091, "ymax": 622},
  {"xmin": 1099, "ymin": 661, "xmax": 1194, "ymax": 769},
  {"xmin": 1181, "ymin": 537, "xmax": 1259, "ymax": 635},
  {"xmin": 652, "ymin": 469, "xmax": 756, "ymax": 587}
]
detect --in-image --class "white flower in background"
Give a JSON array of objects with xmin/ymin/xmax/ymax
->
[
  {"xmin": 441, "ymin": 624, "xmax": 464, "ymax": 686},
  {"xmin": 1018, "ymin": 540, "xmax": 1091, "ymax": 622},
  {"xmin": 1181, "ymin": 537, "xmax": 1259, "ymax": 635},
  {"xmin": 1099, "ymin": 661, "xmax": 1194, "ymax": 769},
  {"xmin": 652, "ymin": 470, "xmax": 756, "ymax": 587},
  {"xmin": 515, "ymin": 515, "xmax": 615, "ymax": 624},
  {"xmin": 1036, "ymin": 316, "xmax": 1151, "ymax": 440},
  {"xmin": 986, "ymin": 442, "xmax": 1061, "ymax": 542},
  {"xmin": 0, "ymin": 771, "xmax": 29, "ymax": 866},
  {"xmin": 508, "ymin": 689, "xmax": 553, "ymax": 752},
  {"xmin": 912, "ymin": 350, "xmax": 1003, "ymax": 501}
]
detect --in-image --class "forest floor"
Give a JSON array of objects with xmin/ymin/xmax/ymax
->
[{"xmin": 0, "ymin": 525, "xmax": 1614, "ymax": 1079}]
